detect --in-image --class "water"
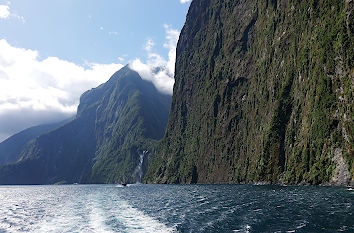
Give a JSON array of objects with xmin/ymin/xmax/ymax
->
[
  {"xmin": 133, "ymin": 151, "xmax": 147, "ymax": 183},
  {"xmin": 0, "ymin": 184, "xmax": 353, "ymax": 232}
]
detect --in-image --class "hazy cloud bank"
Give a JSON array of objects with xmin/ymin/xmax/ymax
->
[
  {"xmin": 130, "ymin": 24, "xmax": 179, "ymax": 95},
  {"xmin": 0, "ymin": 39, "xmax": 123, "ymax": 141},
  {"xmin": 0, "ymin": 24, "xmax": 180, "ymax": 142}
]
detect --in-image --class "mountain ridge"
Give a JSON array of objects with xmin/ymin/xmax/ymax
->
[
  {"xmin": 0, "ymin": 66, "xmax": 171, "ymax": 185},
  {"xmin": 0, "ymin": 119, "xmax": 72, "ymax": 166}
]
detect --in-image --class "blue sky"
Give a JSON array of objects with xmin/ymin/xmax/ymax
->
[
  {"xmin": 0, "ymin": 0, "xmax": 191, "ymax": 142},
  {"xmin": 0, "ymin": 0, "xmax": 190, "ymax": 64}
]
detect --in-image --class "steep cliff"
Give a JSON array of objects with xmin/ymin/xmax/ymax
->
[
  {"xmin": 0, "ymin": 119, "xmax": 70, "ymax": 166},
  {"xmin": 0, "ymin": 66, "xmax": 171, "ymax": 184},
  {"xmin": 146, "ymin": 0, "xmax": 353, "ymax": 185}
]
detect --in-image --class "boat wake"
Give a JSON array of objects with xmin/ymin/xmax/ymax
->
[{"xmin": 32, "ymin": 188, "xmax": 174, "ymax": 233}]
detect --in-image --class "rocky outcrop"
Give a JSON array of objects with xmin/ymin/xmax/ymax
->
[{"xmin": 145, "ymin": 0, "xmax": 353, "ymax": 185}]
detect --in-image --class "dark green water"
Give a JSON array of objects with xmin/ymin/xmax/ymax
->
[{"xmin": 0, "ymin": 184, "xmax": 352, "ymax": 232}]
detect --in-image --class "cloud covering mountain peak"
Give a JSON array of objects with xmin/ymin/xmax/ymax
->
[
  {"xmin": 0, "ymin": 39, "xmax": 124, "ymax": 142},
  {"xmin": 0, "ymin": 24, "xmax": 180, "ymax": 141},
  {"xmin": 129, "ymin": 24, "xmax": 178, "ymax": 95}
]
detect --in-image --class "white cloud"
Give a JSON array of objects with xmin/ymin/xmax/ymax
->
[
  {"xmin": 14, "ymin": 14, "xmax": 24, "ymax": 23},
  {"xmin": 144, "ymin": 39, "xmax": 155, "ymax": 52},
  {"xmin": 0, "ymin": 39, "xmax": 123, "ymax": 141},
  {"xmin": 180, "ymin": 0, "xmax": 192, "ymax": 4},
  {"xmin": 130, "ymin": 59, "xmax": 174, "ymax": 95},
  {"xmin": 0, "ymin": 24, "xmax": 179, "ymax": 141},
  {"xmin": 100, "ymin": 26, "xmax": 104, "ymax": 30},
  {"xmin": 0, "ymin": 4, "xmax": 25, "ymax": 22},
  {"xmin": 163, "ymin": 24, "xmax": 179, "ymax": 76},
  {"xmin": 129, "ymin": 25, "xmax": 179, "ymax": 96},
  {"xmin": 0, "ymin": 5, "xmax": 10, "ymax": 19}
]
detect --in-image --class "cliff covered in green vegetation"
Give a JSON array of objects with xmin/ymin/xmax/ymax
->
[
  {"xmin": 146, "ymin": 0, "xmax": 353, "ymax": 186},
  {"xmin": 0, "ymin": 66, "xmax": 171, "ymax": 184},
  {"xmin": 0, "ymin": 119, "xmax": 70, "ymax": 166}
]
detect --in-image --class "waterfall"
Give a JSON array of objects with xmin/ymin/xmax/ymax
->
[{"xmin": 134, "ymin": 150, "xmax": 148, "ymax": 183}]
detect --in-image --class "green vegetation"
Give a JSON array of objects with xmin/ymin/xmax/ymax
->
[
  {"xmin": 0, "ymin": 66, "xmax": 171, "ymax": 184},
  {"xmin": 0, "ymin": 119, "xmax": 70, "ymax": 166},
  {"xmin": 145, "ymin": 0, "xmax": 353, "ymax": 185},
  {"xmin": 0, "ymin": 0, "xmax": 352, "ymax": 186}
]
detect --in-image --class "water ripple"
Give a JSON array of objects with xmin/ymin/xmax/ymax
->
[{"xmin": 0, "ymin": 184, "xmax": 353, "ymax": 232}]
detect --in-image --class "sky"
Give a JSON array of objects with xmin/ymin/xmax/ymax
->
[{"xmin": 0, "ymin": 0, "xmax": 192, "ymax": 142}]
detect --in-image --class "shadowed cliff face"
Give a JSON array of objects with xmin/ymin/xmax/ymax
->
[
  {"xmin": 0, "ymin": 66, "xmax": 171, "ymax": 184},
  {"xmin": 0, "ymin": 119, "xmax": 71, "ymax": 166},
  {"xmin": 145, "ymin": 0, "xmax": 353, "ymax": 185}
]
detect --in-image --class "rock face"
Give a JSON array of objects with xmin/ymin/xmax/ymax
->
[
  {"xmin": 0, "ymin": 119, "xmax": 70, "ymax": 166},
  {"xmin": 0, "ymin": 66, "xmax": 171, "ymax": 184},
  {"xmin": 145, "ymin": 0, "xmax": 353, "ymax": 185}
]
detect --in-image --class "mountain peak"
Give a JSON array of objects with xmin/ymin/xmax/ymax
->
[{"xmin": 0, "ymin": 67, "xmax": 171, "ymax": 184}]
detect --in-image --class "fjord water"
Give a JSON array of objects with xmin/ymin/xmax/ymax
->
[{"xmin": 0, "ymin": 184, "xmax": 352, "ymax": 233}]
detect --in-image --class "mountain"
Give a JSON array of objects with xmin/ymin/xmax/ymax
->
[
  {"xmin": 0, "ymin": 119, "xmax": 71, "ymax": 166},
  {"xmin": 145, "ymin": 0, "xmax": 353, "ymax": 186},
  {"xmin": 0, "ymin": 66, "xmax": 171, "ymax": 184}
]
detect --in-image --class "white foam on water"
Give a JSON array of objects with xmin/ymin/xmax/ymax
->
[
  {"xmin": 111, "ymin": 199, "xmax": 176, "ymax": 233},
  {"xmin": 34, "ymin": 193, "xmax": 117, "ymax": 233},
  {"xmin": 33, "ymin": 201, "xmax": 90, "ymax": 233},
  {"xmin": 31, "ymin": 194, "xmax": 109, "ymax": 233},
  {"xmin": 296, "ymin": 220, "xmax": 308, "ymax": 229},
  {"xmin": 31, "ymin": 189, "xmax": 174, "ymax": 233},
  {"xmin": 245, "ymin": 224, "xmax": 251, "ymax": 233},
  {"xmin": 88, "ymin": 196, "xmax": 114, "ymax": 233},
  {"xmin": 233, "ymin": 224, "xmax": 252, "ymax": 233},
  {"xmin": 34, "ymin": 211, "xmax": 84, "ymax": 232}
]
